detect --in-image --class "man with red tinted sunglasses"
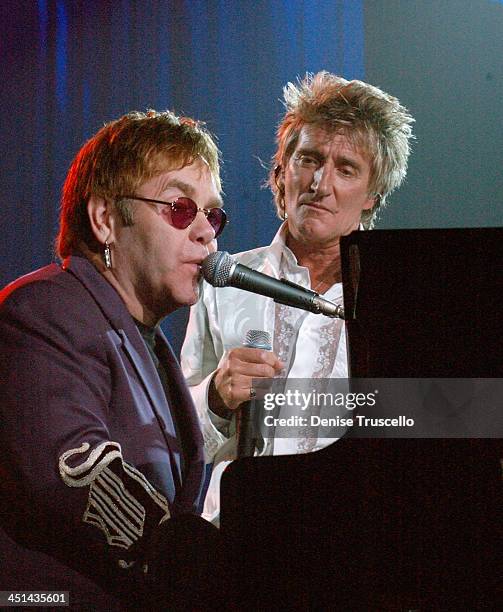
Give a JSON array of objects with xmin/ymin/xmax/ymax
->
[{"xmin": 0, "ymin": 111, "xmax": 227, "ymax": 607}]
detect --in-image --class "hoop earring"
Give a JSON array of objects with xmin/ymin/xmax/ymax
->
[{"xmin": 104, "ymin": 241, "xmax": 112, "ymax": 269}]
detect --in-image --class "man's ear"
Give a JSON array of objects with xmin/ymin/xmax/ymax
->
[
  {"xmin": 87, "ymin": 196, "xmax": 115, "ymax": 244},
  {"xmin": 274, "ymin": 164, "xmax": 285, "ymax": 193},
  {"xmin": 363, "ymin": 193, "xmax": 380, "ymax": 211}
]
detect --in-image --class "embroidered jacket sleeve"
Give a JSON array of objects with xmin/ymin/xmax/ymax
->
[{"xmin": 0, "ymin": 277, "xmax": 170, "ymax": 580}]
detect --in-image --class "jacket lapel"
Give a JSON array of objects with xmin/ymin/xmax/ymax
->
[
  {"xmin": 64, "ymin": 255, "xmax": 183, "ymax": 483},
  {"xmin": 118, "ymin": 330, "xmax": 180, "ymax": 448},
  {"xmin": 154, "ymin": 329, "xmax": 205, "ymax": 513}
]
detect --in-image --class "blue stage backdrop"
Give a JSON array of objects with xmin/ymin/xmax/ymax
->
[{"xmin": 1, "ymin": 1, "xmax": 502, "ymax": 354}]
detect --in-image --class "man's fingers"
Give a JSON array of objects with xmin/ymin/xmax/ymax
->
[
  {"xmin": 213, "ymin": 347, "xmax": 285, "ymax": 411},
  {"xmin": 228, "ymin": 347, "xmax": 284, "ymax": 373}
]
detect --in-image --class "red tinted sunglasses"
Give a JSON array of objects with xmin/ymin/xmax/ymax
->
[{"xmin": 119, "ymin": 195, "xmax": 228, "ymax": 238}]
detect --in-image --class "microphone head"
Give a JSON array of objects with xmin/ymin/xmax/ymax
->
[
  {"xmin": 243, "ymin": 329, "xmax": 272, "ymax": 350},
  {"xmin": 201, "ymin": 251, "xmax": 235, "ymax": 287}
]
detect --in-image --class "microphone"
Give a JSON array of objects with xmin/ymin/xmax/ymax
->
[
  {"xmin": 201, "ymin": 251, "xmax": 344, "ymax": 319},
  {"xmin": 237, "ymin": 330, "xmax": 272, "ymax": 459}
]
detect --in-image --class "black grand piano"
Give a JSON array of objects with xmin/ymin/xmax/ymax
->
[{"xmin": 220, "ymin": 229, "xmax": 503, "ymax": 610}]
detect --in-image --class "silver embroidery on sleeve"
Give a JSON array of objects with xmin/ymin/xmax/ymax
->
[{"xmin": 59, "ymin": 441, "xmax": 170, "ymax": 549}]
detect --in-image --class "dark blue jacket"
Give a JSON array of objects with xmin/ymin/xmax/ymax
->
[{"xmin": 0, "ymin": 255, "xmax": 205, "ymax": 591}]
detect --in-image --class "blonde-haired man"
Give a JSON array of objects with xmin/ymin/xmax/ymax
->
[{"xmin": 182, "ymin": 72, "xmax": 414, "ymax": 523}]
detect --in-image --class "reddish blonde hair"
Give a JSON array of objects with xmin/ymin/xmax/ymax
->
[{"xmin": 57, "ymin": 110, "xmax": 221, "ymax": 258}]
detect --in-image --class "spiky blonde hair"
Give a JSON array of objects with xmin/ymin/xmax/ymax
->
[{"xmin": 270, "ymin": 72, "xmax": 414, "ymax": 228}]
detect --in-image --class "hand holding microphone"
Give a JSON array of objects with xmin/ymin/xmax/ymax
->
[
  {"xmin": 237, "ymin": 330, "xmax": 273, "ymax": 458},
  {"xmin": 211, "ymin": 334, "xmax": 283, "ymax": 413}
]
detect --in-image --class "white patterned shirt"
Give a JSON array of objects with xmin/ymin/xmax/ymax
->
[{"xmin": 181, "ymin": 224, "xmax": 348, "ymax": 522}]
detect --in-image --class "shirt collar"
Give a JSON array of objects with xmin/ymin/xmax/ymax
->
[
  {"xmin": 270, "ymin": 223, "xmax": 313, "ymax": 285},
  {"xmin": 270, "ymin": 221, "xmax": 362, "ymax": 291}
]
